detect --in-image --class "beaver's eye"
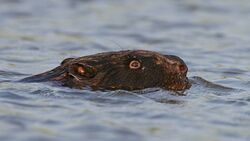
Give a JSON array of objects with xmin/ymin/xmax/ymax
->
[
  {"xmin": 129, "ymin": 60, "xmax": 141, "ymax": 69},
  {"xmin": 77, "ymin": 66, "xmax": 86, "ymax": 75},
  {"xmin": 69, "ymin": 63, "xmax": 97, "ymax": 78}
]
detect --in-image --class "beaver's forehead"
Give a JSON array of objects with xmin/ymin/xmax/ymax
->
[
  {"xmin": 128, "ymin": 50, "xmax": 164, "ymax": 57},
  {"xmin": 76, "ymin": 50, "xmax": 165, "ymax": 62}
]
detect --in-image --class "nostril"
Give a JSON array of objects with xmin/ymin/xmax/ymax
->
[{"xmin": 177, "ymin": 64, "xmax": 187, "ymax": 73}]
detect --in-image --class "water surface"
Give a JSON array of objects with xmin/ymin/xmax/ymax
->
[{"xmin": 0, "ymin": 0, "xmax": 250, "ymax": 141}]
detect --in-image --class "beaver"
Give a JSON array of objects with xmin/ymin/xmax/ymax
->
[{"xmin": 20, "ymin": 50, "xmax": 191, "ymax": 91}]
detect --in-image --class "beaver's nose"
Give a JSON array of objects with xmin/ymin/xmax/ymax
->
[
  {"xmin": 165, "ymin": 55, "xmax": 188, "ymax": 74},
  {"xmin": 176, "ymin": 63, "xmax": 188, "ymax": 74}
]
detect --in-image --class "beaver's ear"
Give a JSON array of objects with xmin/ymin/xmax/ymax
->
[
  {"xmin": 60, "ymin": 58, "xmax": 75, "ymax": 65},
  {"xmin": 68, "ymin": 63, "xmax": 97, "ymax": 79}
]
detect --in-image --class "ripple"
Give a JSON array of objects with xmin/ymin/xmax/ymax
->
[
  {"xmin": 190, "ymin": 76, "xmax": 238, "ymax": 95},
  {"xmin": 208, "ymin": 99, "xmax": 248, "ymax": 106},
  {"xmin": 0, "ymin": 100, "xmax": 67, "ymax": 109},
  {"xmin": 0, "ymin": 70, "xmax": 27, "ymax": 77},
  {"xmin": 0, "ymin": 115, "xmax": 27, "ymax": 130},
  {"xmin": 67, "ymin": 124, "xmax": 143, "ymax": 141},
  {"xmin": 0, "ymin": 0, "xmax": 250, "ymax": 141},
  {"xmin": 0, "ymin": 91, "xmax": 29, "ymax": 100}
]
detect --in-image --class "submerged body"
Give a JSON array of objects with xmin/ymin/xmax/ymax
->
[{"xmin": 21, "ymin": 50, "xmax": 191, "ymax": 91}]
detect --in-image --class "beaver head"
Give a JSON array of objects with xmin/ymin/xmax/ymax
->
[{"xmin": 21, "ymin": 50, "xmax": 191, "ymax": 91}]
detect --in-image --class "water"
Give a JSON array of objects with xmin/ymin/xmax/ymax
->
[{"xmin": 0, "ymin": 0, "xmax": 250, "ymax": 141}]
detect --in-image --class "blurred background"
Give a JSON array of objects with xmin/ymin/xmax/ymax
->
[{"xmin": 0, "ymin": 0, "xmax": 249, "ymax": 141}]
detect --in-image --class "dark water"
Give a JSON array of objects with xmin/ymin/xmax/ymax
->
[{"xmin": 0, "ymin": 0, "xmax": 250, "ymax": 141}]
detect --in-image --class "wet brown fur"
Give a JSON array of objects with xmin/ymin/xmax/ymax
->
[{"xmin": 21, "ymin": 50, "xmax": 191, "ymax": 91}]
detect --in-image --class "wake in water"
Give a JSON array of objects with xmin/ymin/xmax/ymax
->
[{"xmin": 0, "ymin": 69, "xmax": 242, "ymax": 105}]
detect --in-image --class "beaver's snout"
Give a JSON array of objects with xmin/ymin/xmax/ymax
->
[
  {"xmin": 175, "ymin": 63, "xmax": 188, "ymax": 75},
  {"xmin": 162, "ymin": 55, "xmax": 190, "ymax": 91},
  {"xmin": 166, "ymin": 55, "xmax": 188, "ymax": 75}
]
